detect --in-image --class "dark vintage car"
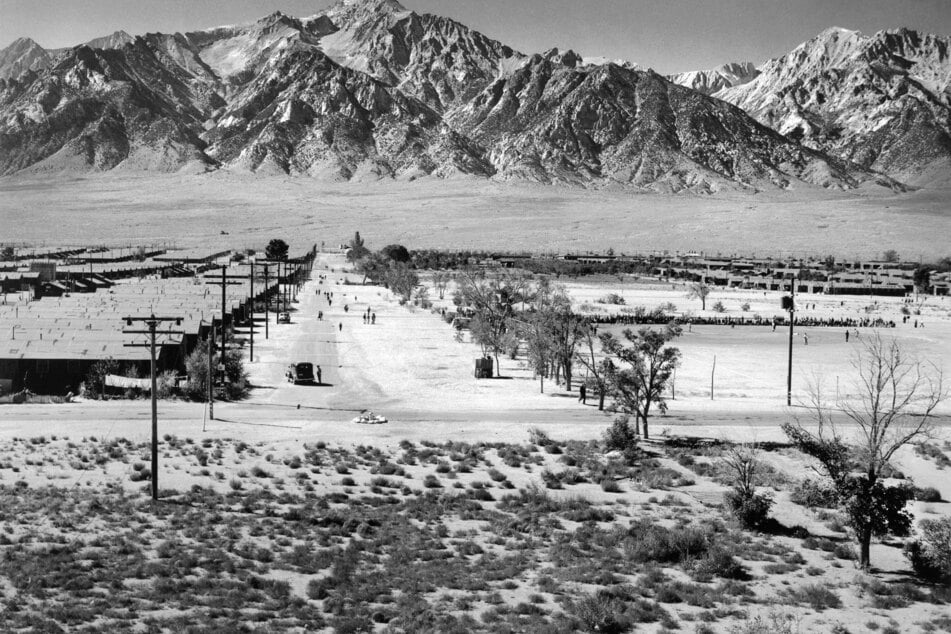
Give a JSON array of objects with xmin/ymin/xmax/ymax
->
[{"xmin": 286, "ymin": 362, "xmax": 315, "ymax": 384}]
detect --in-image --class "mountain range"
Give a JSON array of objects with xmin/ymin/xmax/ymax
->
[{"xmin": 0, "ymin": 0, "xmax": 946, "ymax": 191}]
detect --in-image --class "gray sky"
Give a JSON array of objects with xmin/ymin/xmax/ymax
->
[{"xmin": 2, "ymin": 0, "xmax": 949, "ymax": 74}]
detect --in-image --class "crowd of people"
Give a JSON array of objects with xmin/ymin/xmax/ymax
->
[{"xmin": 583, "ymin": 313, "xmax": 898, "ymax": 329}]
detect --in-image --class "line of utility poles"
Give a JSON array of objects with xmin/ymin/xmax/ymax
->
[{"xmin": 122, "ymin": 314, "xmax": 183, "ymax": 501}]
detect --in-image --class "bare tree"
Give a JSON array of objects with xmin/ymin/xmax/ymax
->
[
  {"xmin": 457, "ymin": 268, "xmax": 535, "ymax": 376},
  {"xmin": 575, "ymin": 323, "xmax": 610, "ymax": 410},
  {"xmin": 783, "ymin": 334, "xmax": 946, "ymax": 569},
  {"xmin": 431, "ymin": 271, "xmax": 452, "ymax": 300},
  {"xmin": 722, "ymin": 441, "xmax": 774, "ymax": 529},
  {"xmin": 686, "ymin": 281, "xmax": 711, "ymax": 311}
]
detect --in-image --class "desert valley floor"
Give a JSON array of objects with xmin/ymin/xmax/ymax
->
[{"xmin": 2, "ymin": 174, "xmax": 950, "ymax": 259}]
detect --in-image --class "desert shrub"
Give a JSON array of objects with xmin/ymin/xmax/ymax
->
[
  {"xmin": 566, "ymin": 591, "xmax": 630, "ymax": 634},
  {"xmin": 487, "ymin": 468, "xmax": 507, "ymax": 483},
  {"xmin": 694, "ymin": 547, "xmax": 749, "ymax": 581},
  {"xmin": 859, "ymin": 578, "xmax": 927, "ymax": 609},
  {"xmin": 155, "ymin": 370, "xmax": 178, "ymax": 399},
  {"xmin": 915, "ymin": 443, "xmax": 951, "ymax": 469},
  {"xmin": 541, "ymin": 469, "xmax": 563, "ymax": 489},
  {"xmin": 603, "ymin": 416, "xmax": 639, "ymax": 463},
  {"xmin": 83, "ymin": 358, "xmax": 119, "ymax": 399},
  {"xmin": 914, "ymin": 486, "xmax": 942, "ymax": 502},
  {"xmin": 790, "ymin": 479, "xmax": 838, "ymax": 508},
  {"xmin": 729, "ymin": 611, "xmax": 801, "ymax": 634},
  {"xmin": 626, "ymin": 521, "xmax": 710, "ymax": 565},
  {"xmin": 601, "ymin": 479, "xmax": 622, "ymax": 493},
  {"xmin": 725, "ymin": 490, "xmax": 774, "ymax": 530},
  {"xmin": 904, "ymin": 516, "xmax": 951, "ymax": 583},
  {"xmin": 598, "ymin": 293, "xmax": 626, "ymax": 306},
  {"xmin": 783, "ymin": 583, "xmax": 841, "ymax": 610}
]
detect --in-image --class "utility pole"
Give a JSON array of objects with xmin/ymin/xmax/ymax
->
[
  {"xmin": 249, "ymin": 260, "xmax": 254, "ymax": 362},
  {"xmin": 785, "ymin": 277, "xmax": 796, "ymax": 406},
  {"xmin": 123, "ymin": 314, "xmax": 183, "ymax": 501},
  {"xmin": 263, "ymin": 263, "xmax": 270, "ymax": 339},
  {"xmin": 208, "ymin": 325, "xmax": 214, "ymax": 421}
]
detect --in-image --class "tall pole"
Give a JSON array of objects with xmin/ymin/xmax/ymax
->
[
  {"xmin": 249, "ymin": 261, "xmax": 254, "ymax": 362},
  {"xmin": 208, "ymin": 325, "xmax": 214, "ymax": 420},
  {"xmin": 220, "ymin": 265, "xmax": 227, "ymax": 359},
  {"xmin": 787, "ymin": 277, "xmax": 796, "ymax": 406},
  {"xmin": 122, "ymin": 314, "xmax": 182, "ymax": 502},
  {"xmin": 264, "ymin": 264, "xmax": 269, "ymax": 339},
  {"xmin": 149, "ymin": 319, "xmax": 158, "ymax": 501}
]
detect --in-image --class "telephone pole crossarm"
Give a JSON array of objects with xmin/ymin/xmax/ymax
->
[{"xmin": 120, "ymin": 314, "xmax": 183, "ymax": 501}]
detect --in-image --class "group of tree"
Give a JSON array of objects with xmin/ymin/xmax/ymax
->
[
  {"xmin": 453, "ymin": 270, "xmax": 683, "ymax": 442},
  {"xmin": 347, "ymin": 232, "xmax": 419, "ymax": 303},
  {"xmin": 913, "ymin": 255, "xmax": 951, "ymax": 294}
]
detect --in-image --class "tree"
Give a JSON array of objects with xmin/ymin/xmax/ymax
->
[
  {"xmin": 600, "ymin": 323, "xmax": 682, "ymax": 439},
  {"xmin": 346, "ymin": 231, "xmax": 370, "ymax": 263},
  {"xmin": 380, "ymin": 244, "xmax": 410, "ymax": 263},
  {"xmin": 265, "ymin": 238, "xmax": 289, "ymax": 261},
  {"xmin": 543, "ymin": 290, "xmax": 586, "ymax": 391},
  {"xmin": 1, "ymin": 246, "xmax": 14, "ymax": 261},
  {"xmin": 184, "ymin": 338, "xmax": 250, "ymax": 401},
  {"xmin": 357, "ymin": 252, "xmax": 389, "ymax": 285},
  {"xmin": 782, "ymin": 334, "xmax": 946, "ymax": 569},
  {"xmin": 431, "ymin": 271, "xmax": 452, "ymax": 300},
  {"xmin": 687, "ymin": 281, "xmax": 711, "ymax": 310},
  {"xmin": 522, "ymin": 306, "xmax": 555, "ymax": 393},
  {"xmin": 722, "ymin": 442, "xmax": 774, "ymax": 529},
  {"xmin": 383, "ymin": 262, "xmax": 419, "ymax": 303},
  {"xmin": 575, "ymin": 323, "xmax": 611, "ymax": 410},
  {"xmin": 882, "ymin": 249, "xmax": 899, "ymax": 263},
  {"xmin": 83, "ymin": 357, "xmax": 119, "ymax": 399},
  {"xmin": 457, "ymin": 269, "xmax": 535, "ymax": 377}
]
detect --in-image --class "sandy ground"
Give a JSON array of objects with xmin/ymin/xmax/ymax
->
[{"xmin": 1, "ymin": 173, "xmax": 950, "ymax": 259}]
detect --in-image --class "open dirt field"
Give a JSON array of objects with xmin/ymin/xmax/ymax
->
[
  {"xmin": 2, "ymin": 173, "xmax": 950, "ymax": 259},
  {"xmin": 1, "ymin": 253, "xmax": 950, "ymax": 632}
]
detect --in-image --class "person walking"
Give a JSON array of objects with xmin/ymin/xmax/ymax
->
[
  {"xmin": 803, "ymin": 333, "xmax": 809, "ymax": 345},
  {"xmin": 578, "ymin": 384, "xmax": 586, "ymax": 404},
  {"xmin": 845, "ymin": 330, "xmax": 849, "ymax": 342},
  {"xmin": 316, "ymin": 365, "xmax": 322, "ymax": 384},
  {"xmin": 339, "ymin": 322, "xmax": 343, "ymax": 331}
]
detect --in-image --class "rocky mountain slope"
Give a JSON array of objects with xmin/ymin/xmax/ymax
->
[
  {"xmin": 0, "ymin": 38, "xmax": 52, "ymax": 80},
  {"xmin": 449, "ymin": 49, "xmax": 865, "ymax": 190},
  {"xmin": 715, "ymin": 27, "xmax": 951, "ymax": 186},
  {"xmin": 0, "ymin": 0, "xmax": 927, "ymax": 190},
  {"xmin": 669, "ymin": 61, "xmax": 759, "ymax": 95}
]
